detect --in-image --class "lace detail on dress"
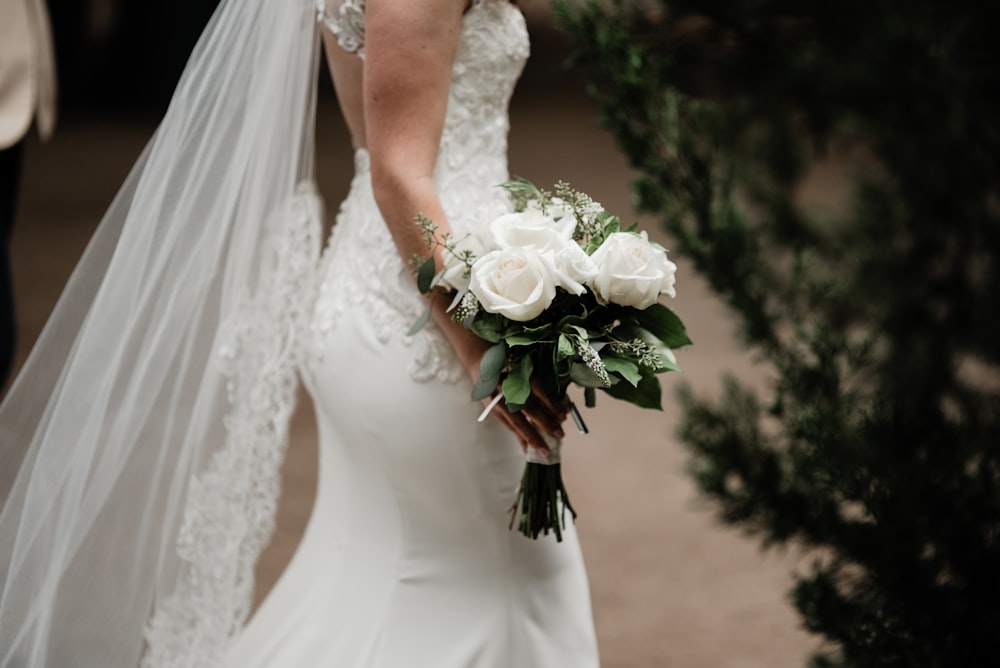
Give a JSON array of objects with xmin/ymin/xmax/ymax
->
[
  {"xmin": 309, "ymin": 150, "xmax": 465, "ymax": 384},
  {"xmin": 436, "ymin": 0, "xmax": 529, "ymax": 225},
  {"xmin": 316, "ymin": 0, "xmax": 366, "ymax": 58},
  {"xmin": 307, "ymin": 0, "xmax": 528, "ymax": 384},
  {"xmin": 142, "ymin": 184, "xmax": 323, "ymax": 668}
]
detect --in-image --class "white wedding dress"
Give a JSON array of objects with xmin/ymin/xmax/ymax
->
[{"xmin": 226, "ymin": 1, "xmax": 599, "ymax": 665}]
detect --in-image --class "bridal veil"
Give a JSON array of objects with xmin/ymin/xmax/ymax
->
[{"xmin": 0, "ymin": 0, "xmax": 328, "ymax": 665}]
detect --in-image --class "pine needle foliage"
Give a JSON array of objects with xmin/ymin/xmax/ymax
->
[{"xmin": 555, "ymin": 1, "xmax": 1000, "ymax": 665}]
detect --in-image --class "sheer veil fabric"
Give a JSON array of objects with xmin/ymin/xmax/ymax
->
[{"xmin": 0, "ymin": 0, "xmax": 325, "ymax": 665}]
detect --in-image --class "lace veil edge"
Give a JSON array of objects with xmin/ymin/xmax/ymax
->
[{"xmin": 0, "ymin": 0, "xmax": 323, "ymax": 666}]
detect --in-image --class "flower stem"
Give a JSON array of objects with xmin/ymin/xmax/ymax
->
[{"xmin": 509, "ymin": 462, "xmax": 578, "ymax": 541}]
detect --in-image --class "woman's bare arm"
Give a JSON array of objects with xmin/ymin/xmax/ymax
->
[
  {"xmin": 362, "ymin": 0, "xmax": 564, "ymax": 451},
  {"xmin": 364, "ymin": 0, "xmax": 460, "ymax": 271}
]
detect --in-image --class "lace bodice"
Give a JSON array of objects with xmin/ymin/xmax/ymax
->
[
  {"xmin": 310, "ymin": 0, "xmax": 530, "ymax": 383},
  {"xmin": 317, "ymin": 0, "xmax": 366, "ymax": 57}
]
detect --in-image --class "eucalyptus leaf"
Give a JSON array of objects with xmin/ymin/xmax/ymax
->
[
  {"xmin": 432, "ymin": 266, "xmax": 448, "ymax": 289},
  {"xmin": 407, "ymin": 304, "xmax": 432, "ymax": 336},
  {"xmin": 480, "ymin": 341, "xmax": 507, "ymax": 381},
  {"xmin": 447, "ymin": 283, "xmax": 469, "ymax": 312},
  {"xmin": 416, "ymin": 257, "xmax": 436, "ymax": 294},
  {"xmin": 471, "ymin": 374, "xmax": 499, "ymax": 402}
]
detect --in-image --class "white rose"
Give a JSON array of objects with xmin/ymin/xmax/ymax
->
[
  {"xmin": 588, "ymin": 231, "xmax": 678, "ymax": 308},
  {"xmin": 545, "ymin": 242, "xmax": 598, "ymax": 295},
  {"xmin": 467, "ymin": 199, "xmax": 508, "ymax": 244},
  {"xmin": 437, "ymin": 200, "xmax": 507, "ymax": 290},
  {"xmin": 469, "ymin": 247, "xmax": 557, "ymax": 322},
  {"xmin": 490, "ymin": 209, "xmax": 575, "ymax": 254}
]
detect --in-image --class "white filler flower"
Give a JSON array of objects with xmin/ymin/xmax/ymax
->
[
  {"xmin": 469, "ymin": 247, "xmax": 557, "ymax": 321},
  {"xmin": 588, "ymin": 231, "xmax": 678, "ymax": 308}
]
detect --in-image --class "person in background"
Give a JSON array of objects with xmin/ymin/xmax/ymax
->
[{"xmin": 0, "ymin": 0, "xmax": 57, "ymax": 385}]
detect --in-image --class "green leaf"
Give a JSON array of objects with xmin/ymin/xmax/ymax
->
[
  {"xmin": 470, "ymin": 314, "xmax": 505, "ymax": 343},
  {"xmin": 556, "ymin": 333, "xmax": 575, "ymax": 361},
  {"xmin": 603, "ymin": 372, "xmax": 663, "ymax": 410},
  {"xmin": 416, "ymin": 257, "xmax": 436, "ymax": 294},
  {"xmin": 522, "ymin": 322, "xmax": 553, "ymax": 335},
  {"xmin": 506, "ymin": 335, "xmax": 540, "ymax": 347},
  {"xmin": 446, "ymin": 282, "xmax": 468, "ymax": 312},
  {"xmin": 432, "ymin": 266, "xmax": 448, "ymax": 289},
  {"xmin": 407, "ymin": 304, "xmax": 432, "ymax": 336},
  {"xmin": 471, "ymin": 373, "xmax": 499, "ymax": 402},
  {"xmin": 556, "ymin": 312, "xmax": 589, "ymax": 331},
  {"xmin": 584, "ymin": 238, "xmax": 604, "ymax": 255},
  {"xmin": 602, "ymin": 356, "xmax": 642, "ymax": 386},
  {"xmin": 480, "ymin": 341, "xmax": 507, "ymax": 381},
  {"xmin": 658, "ymin": 352, "xmax": 682, "ymax": 372},
  {"xmin": 502, "ymin": 354, "xmax": 534, "ymax": 407},
  {"xmin": 570, "ymin": 362, "xmax": 612, "ymax": 388},
  {"xmin": 634, "ymin": 303, "xmax": 692, "ymax": 348}
]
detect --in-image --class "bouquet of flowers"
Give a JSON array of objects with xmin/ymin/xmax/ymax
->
[{"xmin": 411, "ymin": 180, "xmax": 690, "ymax": 540}]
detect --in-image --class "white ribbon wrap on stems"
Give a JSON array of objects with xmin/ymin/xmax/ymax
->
[{"xmin": 526, "ymin": 434, "xmax": 562, "ymax": 465}]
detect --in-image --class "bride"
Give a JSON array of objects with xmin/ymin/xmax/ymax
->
[{"xmin": 0, "ymin": 0, "xmax": 599, "ymax": 666}]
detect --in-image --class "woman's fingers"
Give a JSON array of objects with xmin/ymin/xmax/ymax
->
[
  {"xmin": 525, "ymin": 382, "xmax": 568, "ymax": 440},
  {"xmin": 529, "ymin": 377, "xmax": 563, "ymax": 416},
  {"xmin": 490, "ymin": 399, "xmax": 551, "ymax": 454},
  {"xmin": 478, "ymin": 379, "xmax": 569, "ymax": 452},
  {"xmin": 525, "ymin": 400, "xmax": 564, "ymax": 441}
]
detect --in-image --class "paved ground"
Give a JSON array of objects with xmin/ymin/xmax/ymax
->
[{"xmin": 6, "ymin": 11, "xmax": 821, "ymax": 667}]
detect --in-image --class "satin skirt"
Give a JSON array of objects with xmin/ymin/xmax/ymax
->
[{"xmin": 226, "ymin": 297, "xmax": 599, "ymax": 667}]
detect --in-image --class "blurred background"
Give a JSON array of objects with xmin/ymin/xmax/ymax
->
[{"xmin": 5, "ymin": 0, "xmax": 831, "ymax": 666}]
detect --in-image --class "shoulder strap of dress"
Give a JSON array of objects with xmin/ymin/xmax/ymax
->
[{"xmin": 317, "ymin": 0, "xmax": 367, "ymax": 59}]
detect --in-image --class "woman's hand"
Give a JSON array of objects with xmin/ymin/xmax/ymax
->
[
  {"xmin": 445, "ymin": 314, "xmax": 567, "ymax": 454},
  {"xmin": 486, "ymin": 381, "xmax": 569, "ymax": 456}
]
